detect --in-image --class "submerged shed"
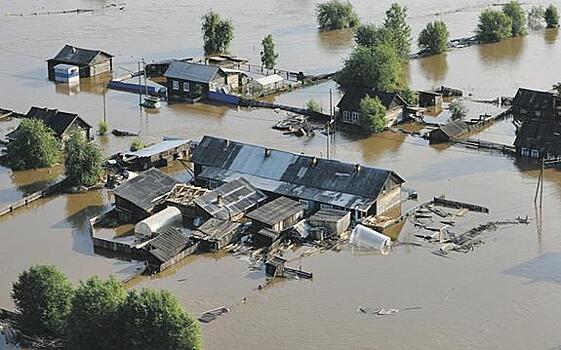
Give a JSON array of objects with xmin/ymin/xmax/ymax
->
[
  {"xmin": 143, "ymin": 227, "xmax": 198, "ymax": 272},
  {"xmin": 47, "ymin": 45, "xmax": 113, "ymax": 80},
  {"xmin": 120, "ymin": 139, "xmax": 191, "ymax": 170},
  {"xmin": 429, "ymin": 119, "xmax": 469, "ymax": 144},
  {"xmin": 192, "ymin": 218, "xmax": 242, "ymax": 251},
  {"xmin": 308, "ymin": 208, "xmax": 351, "ymax": 238},
  {"xmin": 246, "ymin": 196, "xmax": 305, "ymax": 233}
]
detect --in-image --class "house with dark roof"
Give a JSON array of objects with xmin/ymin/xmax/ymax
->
[
  {"xmin": 113, "ymin": 168, "xmax": 181, "ymax": 221},
  {"xmin": 164, "ymin": 61, "xmax": 228, "ymax": 102},
  {"xmin": 246, "ymin": 196, "xmax": 305, "ymax": 234},
  {"xmin": 192, "ymin": 135, "xmax": 405, "ymax": 221},
  {"xmin": 337, "ymin": 89, "xmax": 407, "ymax": 128},
  {"xmin": 428, "ymin": 119, "xmax": 469, "ymax": 144},
  {"xmin": 7, "ymin": 106, "xmax": 92, "ymax": 141},
  {"xmin": 192, "ymin": 218, "xmax": 243, "ymax": 251},
  {"xmin": 47, "ymin": 45, "xmax": 113, "ymax": 80},
  {"xmin": 143, "ymin": 227, "xmax": 199, "ymax": 272}
]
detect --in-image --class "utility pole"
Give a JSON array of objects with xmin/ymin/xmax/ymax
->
[
  {"xmin": 327, "ymin": 88, "xmax": 333, "ymax": 159},
  {"xmin": 142, "ymin": 58, "xmax": 148, "ymax": 96},
  {"xmin": 102, "ymin": 85, "xmax": 107, "ymax": 123},
  {"xmin": 138, "ymin": 61, "xmax": 142, "ymax": 104}
]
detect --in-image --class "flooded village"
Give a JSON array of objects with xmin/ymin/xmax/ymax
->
[{"xmin": 2, "ymin": 0, "xmax": 561, "ymax": 349}]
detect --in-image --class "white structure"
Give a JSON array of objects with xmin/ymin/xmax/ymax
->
[
  {"xmin": 349, "ymin": 224, "xmax": 392, "ymax": 254},
  {"xmin": 53, "ymin": 64, "xmax": 80, "ymax": 84},
  {"xmin": 251, "ymin": 74, "xmax": 284, "ymax": 91},
  {"xmin": 134, "ymin": 207, "xmax": 182, "ymax": 239}
]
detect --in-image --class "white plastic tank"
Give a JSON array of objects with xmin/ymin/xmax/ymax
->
[
  {"xmin": 349, "ymin": 224, "xmax": 392, "ymax": 255},
  {"xmin": 134, "ymin": 206, "xmax": 182, "ymax": 239},
  {"xmin": 53, "ymin": 64, "xmax": 80, "ymax": 84}
]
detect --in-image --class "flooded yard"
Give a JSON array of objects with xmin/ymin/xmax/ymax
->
[{"xmin": 2, "ymin": 0, "xmax": 561, "ymax": 349}]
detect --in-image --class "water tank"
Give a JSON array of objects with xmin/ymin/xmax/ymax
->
[
  {"xmin": 349, "ymin": 224, "xmax": 392, "ymax": 254},
  {"xmin": 134, "ymin": 206, "xmax": 182, "ymax": 239}
]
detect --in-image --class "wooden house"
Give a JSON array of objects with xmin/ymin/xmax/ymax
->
[
  {"xmin": 47, "ymin": 45, "xmax": 113, "ymax": 80},
  {"xmin": 164, "ymin": 61, "xmax": 228, "ymax": 102},
  {"xmin": 419, "ymin": 91, "xmax": 443, "ymax": 108},
  {"xmin": 119, "ymin": 139, "xmax": 191, "ymax": 171},
  {"xmin": 246, "ymin": 196, "xmax": 305, "ymax": 233},
  {"xmin": 308, "ymin": 208, "xmax": 351, "ymax": 239},
  {"xmin": 337, "ymin": 89, "xmax": 407, "ymax": 128},
  {"xmin": 192, "ymin": 218, "xmax": 243, "ymax": 251},
  {"xmin": 7, "ymin": 106, "xmax": 92, "ymax": 142},
  {"xmin": 428, "ymin": 119, "xmax": 469, "ymax": 144},
  {"xmin": 143, "ymin": 227, "xmax": 199, "ymax": 272}
]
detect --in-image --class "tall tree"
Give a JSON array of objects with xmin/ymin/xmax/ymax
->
[
  {"xmin": 383, "ymin": 3, "xmax": 412, "ymax": 61},
  {"xmin": 260, "ymin": 34, "xmax": 278, "ymax": 69},
  {"xmin": 5, "ymin": 119, "xmax": 60, "ymax": 170},
  {"xmin": 359, "ymin": 96, "xmax": 387, "ymax": 133},
  {"xmin": 316, "ymin": 0, "xmax": 360, "ymax": 30},
  {"xmin": 476, "ymin": 9, "xmax": 513, "ymax": 43},
  {"xmin": 527, "ymin": 6, "xmax": 546, "ymax": 30},
  {"xmin": 11, "ymin": 265, "xmax": 73, "ymax": 339},
  {"xmin": 201, "ymin": 11, "xmax": 234, "ymax": 55},
  {"xmin": 335, "ymin": 43, "xmax": 406, "ymax": 91},
  {"xmin": 118, "ymin": 289, "xmax": 202, "ymax": 350},
  {"xmin": 65, "ymin": 277, "xmax": 127, "ymax": 350},
  {"xmin": 354, "ymin": 24, "xmax": 391, "ymax": 48},
  {"xmin": 418, "ymin": 20, "xmax": 450, "ymax": 54},
  {"xmin": 64, "ymin": 132, "xmax": 104, "ymax": 187},
  {"xmin": 545, "ymin": 4, "xmax": 560, "ymax": 28},
  {"xmin": 503, "ymin": 1, "xmax": 527, "ymax": 37}
]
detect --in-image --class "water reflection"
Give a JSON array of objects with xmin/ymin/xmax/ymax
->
[
  {"xmin": 477, "ymin": 36, "xmax": 526, "ymax": 63},
  {"xmin": 544, "ymin": 28, "xmax": 559, "ymax": 45},
  {"xmin": 418, "ymin": 53, "xmax": 449, "ymax": 83},
  {"xmin": 316, "ymin": 28, "xmax": 355, "ymax": 51}
]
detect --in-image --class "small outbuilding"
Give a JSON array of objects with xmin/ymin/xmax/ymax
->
[
  {"xmin": 246, "ymin": 196, "xmax": 305, "ymax": 233},
  {"xmin": 143, "ymin": 227, "xmax": 198, "ymax": 272},
  {"xmin": 308, "ymin": 208, "xmax": 351, "ymax": 239},
  {"xmin": 47, "ymin": 45, "xmax": 113, "ymax": 80},
  {"xmin": 134, "ymin": 206, "xmax": 183, "ymax": 240},
  {"xmin": 120, "ymin": 139, "xmax": 191, "ymax": 170},
  {"xmin": 192, "ymin": 218, "xmax": 242, "ymax": 251},
  {"xmin": 419, "ymin": 91, "xmax": 443, "ymax": 108},
  {"xmin": 428, "ymin": 119, "xmax": 469, "ymax": 144},
  {"xmin": 250, "ymin": 74, "xmax": 284, "ymax": 92}
]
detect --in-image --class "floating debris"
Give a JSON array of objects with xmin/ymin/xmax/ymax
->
[
  {"xmin": 357, "ymin": 306, "xmax": 422, "ymax": 316},
  {"xmin": 198, "ymin": 307, "xmax": 230, "ymax": 323}
]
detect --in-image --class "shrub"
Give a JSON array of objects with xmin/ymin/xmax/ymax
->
[
  {"xmin": 316, "ymin": 0, "xmax": 360, "ymax": 30},
  {"xmin": 64, "ymin": 132, "xmax": 104, "ymax": 187},
  {"xmin": 130, "ymin": 139, "xmax": 145, "ymax": 152},
  {"xmin": 418, "ymin": 20, "xmax": 450, "ymax": 55},
  {"xmin": 98, "ymin": 120, "xmax": 109, "ymax": 135},
  {"xmin": 545, "ymin": 4, "xmax": 560, "ymax": 28},
  {"xmin": 476, "ymin": 9, "xmax": 513, "ymax": 43},
  {"xmin": 201, "ymin": 11, "xmax": 234, "ymax": 55},
  {"xmin": 359, "ymin": 96, "xmax": 387, "ymax": 133},
  {"xmin": 5, "ymin": 119, "xmax": 60, "ymax": 170},
  {"xmin": 503, "ymin": 1, "xmax": 527, "ymax": 37}
]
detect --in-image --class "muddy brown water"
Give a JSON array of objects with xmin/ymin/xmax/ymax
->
[{"xmin": 2, "ymin": 1, "xmax": 561, "ymax": 349}]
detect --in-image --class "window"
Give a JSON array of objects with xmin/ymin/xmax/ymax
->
[
  {"xmin": 172, "ymin": 80, "xmax": 179, "ymax": 90},
  {"xmin": 521, "ymin": 148, "xmax": 529, "ymax": 157},
  {"xmin": 183, "ymin": 82, "xmax": 190, "ymax": 92},
  {"xmin": 531, "ymin": 149, "xmax": 540, "ymax": 158},
  {"xmin": 342, "ymin": 111, "xmax": 350, "ymax": 122},
  {"xmin": 351, "ymin": 112, "xmax": 360, "ymax": 124}
]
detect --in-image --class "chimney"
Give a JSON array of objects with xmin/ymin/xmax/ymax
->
[
  {"xmin": 224, "ymin": 139, "xmax": 230, "ymax": 148},
  {"xmin": 216, "ymin": 194, "xmax": 224, "ymax": 206},
  {"xmin": 311, "ymin": 157, "xmax": 318, "ymax": 167},
  {"xmin": 355, "ymin": 164, "xmax": 362, "ymax": 172},
  {"xmin": 71, "ymin": 46, "xmax": 76, "ymax": 53},
  {"xmin": 264, "ymin": 148, "xmax": 271, "ymax": 157}
]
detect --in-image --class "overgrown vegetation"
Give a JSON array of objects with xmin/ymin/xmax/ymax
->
[
  {"xmin": 12, "ymin": 265, "xmax": 202, "ymax": 350},
  {"xmin": 449, "ymin": 100, "xmax": 467, "ymax": 120},
  {"xmin": 503, "ymin": 1, "xmax": 527, "ymax": 37},
  {"xmin": 201, "ymin": 11, "xmax": 234, "ymax": 55},
  {"xmin": 306, "ymin": 99, "xmax": 323, "ymax": 113},
  {"xmin": 359, "ymin": 96, "xmax": 387, "ymax": 133},
  {"xmin": 401, "ymin": 87, "xmax": 418, "ymax": 106},
  {"xmin": 545, "ymin": 4, "xmax": 560, "ymax": 28},
  {"xmin": 260, "ymin": 34, "xmax": 278, "ymax": 69},
  {"xmin": 418, "ymin": 20, "xmax": 450, "ymax": 55},
  {"xmin": 528, "ymin": 6, "xmax": 546, "ymax": 30},
  {"xmin": 316, "ymin": 0, "xmax": 359, "ymax": 31},
  {"xmin": 476, "ymin": 9, "xmax": 513, "ymax": 43},
  {"xmin": 64, "ymin": 132, "xmax": 104, "ymax": 187},
  {"xmin": 98, "ymin": 120, "xmax": 109, "ymax": 135},
  {"xmin": 130, "ymin": 139, "xmax": 145, "ymax": 152},
  {"xmin": 5, "ymin": 119, "xmax": 60, "ymax": 170}
]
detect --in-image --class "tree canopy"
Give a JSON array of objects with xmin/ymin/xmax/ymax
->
[
  {"xmin": 354, "ymin": 24, "xmax": 390, "ymax": 48},
  {"xmin": 476, "ymin": 9, "xmax": 513, "ymax": 43},
  {"xmin": 118, "ymin": 289, "xmax": 202, "ymax": 350},
  {"xmin": 383, "ymin": 3, "xmax": 412, "ymax": 62},
  {"xmin": 335, "ymin": 43, "xmax": 406, "ymax": 91},
  {"xmin": 201, "ymin": 11, "xmax": 234, "ymax": 55},
  {"xmin": 12, "ymin": 265, "xmax": 73, "ymax": 339},
  {"xmin": 503, "ymin": 1, "xmax": 527, "ymax": 37},
  {"xmin": 359, "ymin": 96, "xmax": 387, "ymax": 133},
  {"xmin": 65, "ymin": 276, "xmax": 127, "ymax": 350},
  {"xmin": 545, "ymin": 4, "xmax": 560, "ymax": 28},
  {"xmin": 64, "ymin": 132, "xmax": 104, "ymax": 187},
  {"xmin": 528, "ymin": 6, "xmax": 546, "ymax": 30},
  {"xmin": 316, "ymin": 0, "xmax": 360, "ymax": 30},
  {"xmin": 5, "ymin": 119, "xmax": 60, "ymax": 170},
  {"xmin": 260, "ymin": 34, "xmax": 278, "ymax": 69},
  {"xmin": 418, "ymin": 20, "xmax": 450, "ymax": 55}
]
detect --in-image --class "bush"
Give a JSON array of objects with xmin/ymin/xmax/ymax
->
[
  {"xmin": 118, "ymin": 289, "xmax": 202, "ymax": 350},
  {"xmin": 449, "ymin": 100, "xmax": 467, "ymax": 120},
  {"xmin": 528, "ymin": 6, "xmax": 546, "ymax": 30},
  {"xmin": 98, "ymin": 120, "xmax": 109, "ymax": 135},
  {"xmin": 476, "ymin": 9, "xmax": 513, "ymax": 43},
  {"xmin": 201, "ymin": 11, "xmax": 234, "ymax": 55},
  {"xmin": 130, "ymin": 139, "xmax": 145, "ymax": 152},
  {"xmin": 335, "ymin": 43, "xmax": 406, "ymax": 91},
  {"xmin": 260, "ymin": 34, "xmax": 278, "ymax": 69},
  {"xmin": 545, "ymin": 4, "xmax": 560, "ymax": 28},
  {"xmin": 503, "ymin": 1, "xmax": 527, "ymax": 37},
  {"xmin": 306, "ymin": 99, "xmax": 323, "ymax": 113},
  {"xmin": 418, "ymin": 20, "xmax": 450, "ymax": 55},
  {"xmin": 316, "ymin": 0, "xmax": 359, "ymax": 30},
  {"xmin": 12, "ymin": 265, "xmax": 73, "ymax": 339},
  {"xmin": 64, "ymin": 132, "xmax": 105, "ymax": 187},
  {"xmin": 359, "ymin": 96, "xmax": 387, "ymax": 133},
  {"xmin": 401, "ymin": 87, "xmax": 418, "ymax": 106},
  {"xmin": 6, "ymin": 119, "xmax": 60, "ymax": 170},
  {"xmin": 355, "ymin": 24, "xmax": 390, "ymax": 48}
]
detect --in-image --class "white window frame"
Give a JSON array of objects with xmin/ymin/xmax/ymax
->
[
  {"xmin": 342, "ymin": 111, "xmax": 351, "ymax": 122},
  {"xmin": 531, "ymin": 149, "xmax": 540, "ymax": 158},
  {"xmin": 183, "ymin": 82, "xmax": 190, "ymax": 92},
  {"xmin": 351, "ymin": 111, "xmax": 360, "ymax": 124},
  {"xmin": 172, "ymin": 80, "xmax": 179, "ymax": 90},
  {"xmin": 521, "ymin": 148, "xmax": 529, "ymax": 157}
]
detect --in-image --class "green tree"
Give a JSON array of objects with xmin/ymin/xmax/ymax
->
[
  {"xmin": 64, "ymin": 132, "xmax": 104, "ymax": 187},
  {"xmin": 359, "ymin": 96, "xmax": 387, "ymax": 133},
  {"xmin": 5, "ymin": 119, "xmax": 60, "ymax": 170},
  {"xmin": 476, "ymin": 9, "xmax": 513, "ymax": 43},
  {"xmin": 449, "ymin": 100, "xmax": 467, "ymax": 120},
  {"xmin": 65, "ymin": 276, "xmax": 127, "ymax": 350},
  {"xmin": 335, "ymin": 43, "xmax": 406, "ymax": 91},
  {"xmin": 118, "ymin": 289, "xmax": 202, "ymax": 350},
  {"xmin": 201, "ymin": 11, "xmax": 234, "ymax": 55},
  {"xmin": 503, "ymin": 1, "xmax": 527, "ymax": 37},
  {"xmin": 400, "ymin": 87, "xmax": 418, "ymax": 106},
  {"xmin": 383, "ymin": 3, "xmax": 412, "ymax": 61},
  {"xmin": 260, "ymin": 34, "xmax": 278, "ymax": 69},
  {"xmin": 98, "ymin": 120, "xmax": 109, "ymax": 135},
  {"xmin": 316, "ymin": 0, "xmax": 360, "ymax": 30},
  {"xmin": 418, "ymin": 20, "xmax": 450, "ymax": 55},
  {"xmin": 545, "ymin": 4, "xmax": 560, "ymax": 28},
  {"xmin": 354, "ymin": 24, "xmax": 390, "ymax": 48},
  {"xmin": 306, "ymin": 99, "xmax": 323, "ymax": 112},
  {"xmin": 11, "ymin": 265, "xmax": 73, "ymax": 339},
  {"xmin": 130, "ymin": 139, "xmax": 145, "ymax": 152},
  {"xmin": 528, "ymin": 6, "xmax": 546, "ymax": 30}
]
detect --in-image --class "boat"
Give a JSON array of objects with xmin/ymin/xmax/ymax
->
[
  {"xmin": 111, "ymin": 129, "xmax": 138, "ymax": 137},
  {"xmin": 140, "ymin": 95, "xmax": 162, "ymax": 109}
]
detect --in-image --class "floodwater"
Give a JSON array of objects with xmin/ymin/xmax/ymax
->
[{"xmin": 2, "ymin": 0, "xmax": 561, "ymax": 349}]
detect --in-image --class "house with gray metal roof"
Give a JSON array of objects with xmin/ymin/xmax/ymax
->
[
  {"xmin": 192, "ymin": 135, "xmax": 405, "ymax": 221},
  {"xmin": 164, "ymin": 61, "xmax": 228, "ymax": 102},
  {"xmin": 47, "ymin": 45, "xmax": 113, "ymax": 80}
]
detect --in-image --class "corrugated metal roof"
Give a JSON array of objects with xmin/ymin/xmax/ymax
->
[
  {"xmin": 194, "ymin": 218, "xmax": 241, "ymax": 241},
  {"xmin": 192, "ymin": 136, "xmax": 404, "ymax": 212},
  {"xmin": 146, "ymin": 227, "xmax": 189, "ymax": 263},
  {"xmin": 246, "ymin": 196, "xmax": 305, "ymax": 226},
  {"xmin": 437, "ymin": 119, "xmax": 469, "ymax": 138},
  {"xmin": 123, "ymin": 139, "xmax": 189, "ymax": 158},
  {"xmin": 194, "ymin": 177, "xmax": 267, "ymax": 220},
  {"xmin": 50, "ymin": 45, "xmax": 112, "ymax": 66},
  {"xmin": 164, "ymin": 61, "xmax": 220, "ymax": 84},
  {"xmin": 113, "ymin": 168, "xmax": 180, "ymax": 212}
]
